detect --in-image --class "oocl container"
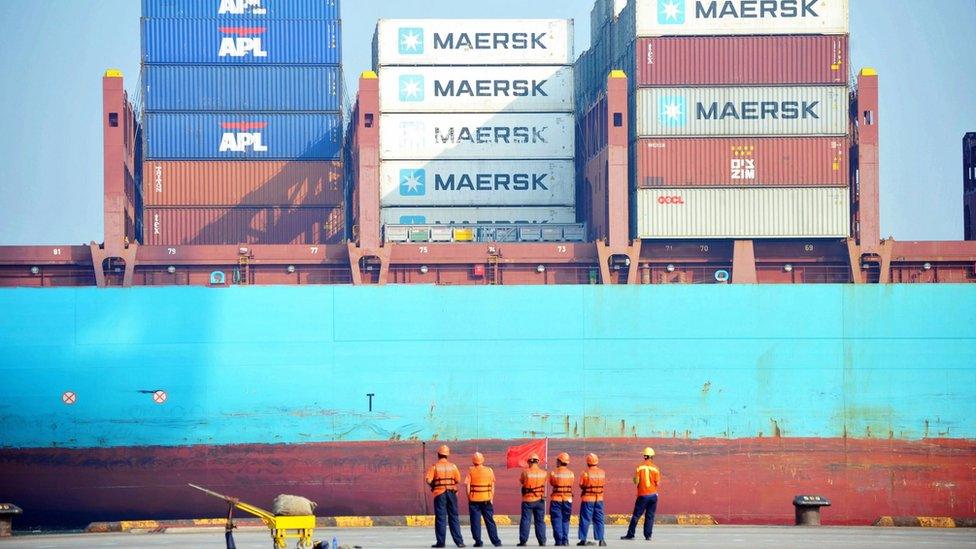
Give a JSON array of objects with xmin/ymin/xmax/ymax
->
[
  {"xmin": 141, "ymin": 19, "xmax": 341, "ymax": 65},
  {"xmin": 373, "ymin": 19, "xmax": 573, "ymax": 66},
  {"xmin": 636, "ymin": 187, "xmax": 850, "ymax": 239},
  {"xmin": 145, "ymin": 206, "xmax": 344, "ymax": 245},
  {"xmin": 379, "ymin": 160, "xmax": 575, "ymax": 207},
  {"xmin": 144, "ymin": 113, "xmax": 343, "ymax": 160},
  {"xmin": 141, "ymin": 0, "xmax": 340, "ymax": 19},
  {"xmin": 143, "ymin": 65, "xmax": 341, "ymax": 112},
  {"xmin": 636, "ymin": 86, "xmax": 849, "ymax": 137},
  {"xmin": 636, "ymin": 35, "xmax": 848, "ymax": 86},
  {"xmin": 380, "ymin": 207, "xmax": 576, "ymax": 225},
  {"xmin": 378, "ymin": 66, "xmax": 574, "ymax": 114},
  {"xmin": 623, "ymin": 0, "xmax": 849, "ymax": 37},
  {"xmin": 379, "ymin": 113, "xmax": 575, "ymax": 160},
  {"xmin": 143, "ymin": 161, "xmax": 344, "ymax": 207},
  {"xmin": 636, "ymin": 137, "xmax": 849, "ymax": 188}
]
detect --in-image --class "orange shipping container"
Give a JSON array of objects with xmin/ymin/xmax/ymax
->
[
  {"xmin": 143, "ymin": 161, "xmax": 344, "ymax": 207},
  {"xmin": 636, "ymin": 138, "xmax": 849, "ymax": 188},
  {"xmin": 144, "ymin": 207, "xmax": 343, "ymax": 246}
]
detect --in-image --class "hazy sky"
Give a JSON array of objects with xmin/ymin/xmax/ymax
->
[{"xmin": 0, "ymin": 0, "xmax": 973, "ymax": 245}]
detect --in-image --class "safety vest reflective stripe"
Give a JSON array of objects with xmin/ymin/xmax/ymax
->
[
  {"xmin": 582, "ymin": 471, "xmax": 606, "ymax": 495},
  {"xmin": 470, "ymin": 485, "xmax": 492, "ymax": 492},
  {"xmin": 431, "ymin": 464, "xmax": 458, "ymax": 491},
  {"xmin": 523, "ymin": 470, "xmax": 547, "ymax": 495},
  {"xmin": 552, "ymin": 471, "xmax": 574, "ymax": 493}
]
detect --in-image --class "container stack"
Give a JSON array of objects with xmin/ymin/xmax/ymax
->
[
  {"xmin": 140, "ymin": 0, "xmax": 344, "ymax": 246},
  {"xmin": 581, "ymin": 0, "xmax": 852, "ymax": 239},
  {"xmin": 372, "ymin": 19, "xmax": 578, "ymax": 239}
]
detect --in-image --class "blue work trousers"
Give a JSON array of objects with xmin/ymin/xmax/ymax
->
[
  {"xmin": 518, "ymin": 500, "xmax": 547, "ymax": 545},
  {"xmin": 578, "ymin": 500, "xmax": 605, "ymax": 542},
  {"xmin": 469, "ymin": 501, "xmax": 501, "ymax": 546},
  {"xmin": 433, "ymin": 491, "xmax": 464, "ymax": 547},
  {"xmin": 549, "ymin": 500, "xmax": 572, "ymax": 545},
  {"xmin": 626, "ymin": 494, "xmax": 658, "ymax": 539}
]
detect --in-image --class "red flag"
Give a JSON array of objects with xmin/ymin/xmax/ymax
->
[{"xmin": 506, "ymin": 439, "xmax": 548, "ymax": 469}]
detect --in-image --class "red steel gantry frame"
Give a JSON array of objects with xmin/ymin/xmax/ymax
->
[{"xmin": 0, "ymin": 69, "xmax": 974, "ymax": 287}]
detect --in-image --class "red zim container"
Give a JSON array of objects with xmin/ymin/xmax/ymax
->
[
  {"xmin": 636, "ymin": 137, "xmax": 850, "ymax": 188},
  {"xmin": 636, "ymin": 35, "xmax": 849, "ymax": 86},
  {"xmin": 144, "ymin": 207, "xmax": 343, "ymax": 245},
  {"xmin": 143, "ymin": 161, "xmax": 344, "ymax": 207}
]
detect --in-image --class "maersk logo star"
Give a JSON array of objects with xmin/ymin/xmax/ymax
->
[
  {"xmin": 399, "ymin": 75, "xmax": 425, "ymax": 102},
  {"xmin": 658, "ymin": 0, "xmax": 686, "ymax": 24},
  {"xmin": 398, "ymin": 27, "xmax": 424, "ymax": 55},
  {"xmin": 658, "ymin": 96, "xmax": 687, "ymax": 127},
  {"xmin": 399, "ymin": 169, "xmax": 426, "ymax": 196}
]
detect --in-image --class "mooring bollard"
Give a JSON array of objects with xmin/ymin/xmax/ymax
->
[
  {"xmin": 794, "ymin": 495, "xmax": 830, "ymax": 526},
  {"xmin": 0, "ymin": 504, "xmax": 23, "ymax": 537}
]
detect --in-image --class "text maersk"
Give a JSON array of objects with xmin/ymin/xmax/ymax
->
[
  {"xmin": 434, "ymin": 126, "xmax": 549, "ymax": 144},
  {"xmin": 694, "ymin": 0, "xmax": 822, "ymax": 19},
  {"xmin": 436, "ymin": 173, "xmax": 549, "ymax": 192},
  {"xmin": 434, "ymin": 32, "xmax": 548, "ymax": 50},
  {"xmin": 698, "ymin": 101, "xmax": 820, "ymax": 120},
  {"xmin": 434, "ymin": 79, "xmax": 549, "ymax": 98}
]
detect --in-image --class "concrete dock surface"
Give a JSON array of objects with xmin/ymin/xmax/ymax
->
[{"xmin": 4, "ymin": 525, "xmax": 974, "ymax": 548}]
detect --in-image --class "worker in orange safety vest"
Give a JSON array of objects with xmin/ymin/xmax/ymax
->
[
  {"xmin": 577, "ymin": 453, "xmax": 606, "ymax": 546},
  {"xmin": 425, "ymin": 445, "xmax": 465, "ymax": 548},
  {"xmin": 548, "ymin": 453, "xmax": 574, "ymax": 546},
  {"xmin": 621, "ymin": 447, "xmax": 660, "ymax": 541},
  {"xmin": 465, "ymin": 452, "xmax": 502, "ymax": 548},
  {"xmin": 517, "ymin": 453, "xmax": 547, "ymax": 547}
]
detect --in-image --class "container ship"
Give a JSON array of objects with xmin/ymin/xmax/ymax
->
[{"xmin": 1, "ymin": 0, "xmax": 975, "ymax": 530}]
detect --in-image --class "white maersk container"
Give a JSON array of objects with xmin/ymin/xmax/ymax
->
[
  {"xmin": 381, "ymin": 207, "xmax": 577, "ymax": 225},
  {"xmin": 637, "ymin": 86, "xmax": 849, "ymax": 137},
  {"xmin": 379, "ymin": 160, "xmax": 576, "ymax": 207},
  {"xmin": 379, "ymin": 66, "xmax": 574, "ymax": 113},
  {"xmin": 636, "ymin": 187, "xmax": 850, "ymax": 239},
  {"xmin": 374, "ymin": 19, "xmax": 574, "ymax": 66},
  {"xmin": 379, "ymin": 113, "xmax": 575, "ymax": 160},
  {"xmin": 630, "ymin": 0, "xmax": 849, "ymax": 36}
]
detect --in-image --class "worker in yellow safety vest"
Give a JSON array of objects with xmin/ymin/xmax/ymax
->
[
  {"xmin": 621, "ymin": 447, "xmax": 660, "ymax": 541},
  {"xmin": 425, "ymin": 445, "xmax": 465, "ymax": 548},
  {"xmin": 517, "ymin": 453, "xmax": 547, "ymax": 547},
  {"xmin": 465, "ymin": 452, "xmax": 501, "ymax": 547},
  {"xmin": 548, "ymin": 453, "xmax": 574, "ymax": 546}
]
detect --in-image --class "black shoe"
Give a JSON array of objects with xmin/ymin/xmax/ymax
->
[
  {"xmin": 432, "ymin": 545, "xmax": 446, "ymax": 548},
  {"xmin": 458, "ymin": 545, "xmax": 467, "ymax": 548},
  {"xmin": 474, "ymin": 543, "xmax": 484, "ymax": 548},
  {"xmin": 577, "ymin": 542, "xmax": 587, "ymax": 547},
  {"xmin": 599, "ymin": 542, "xmax": 607, "ymax": 547},
  {"xmin": 645, "ymin": 537, "xmax": 652, "ymax": 541},
  {"xmin": 620, "ymin": 535, "xmax": 635, "ymax": 540}
]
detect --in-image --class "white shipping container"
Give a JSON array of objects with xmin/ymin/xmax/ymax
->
[
  {"xmin": 374, "ymin": 19, "xmax": 574, "ymax": 66},
  {"xmin": 379, "ymin": 113, "xmax": 575, "ymax": 160},
  {"xmin": 637, "ymin": 86, "xmax": 849, "ymax": 137},
  {"xmin": 632, "ymin": 0, "xmax": 849, "ymax": 36},
  {"xmin": 379, "ymin": 66, "xmax": 574, "ymax": 113},
  {"xmin": 381, "ymin": 207, "xmax": 577, "ymax": 225},
  {"xmin": 380, "ymin": 160, "xmax": 576, "ymax": 207},
  {"xmin": 636, "ymin": 187, "xmax": 850, "ymax": 239}
]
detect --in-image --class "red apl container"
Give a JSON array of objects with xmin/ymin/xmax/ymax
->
[
  {"xmin": 636, "ymin": 137, "xmax": 850, "ymax": 188},
  {"xmin": 144, "ymin": 207, "xmax": 344, "ymax": 245},
  {"xmin": 143, "ymin": 161, "xmax": 344, "ymax": 207},
  {"xmin": 636, "ymin": 35, "xmax": 849, "ymax": 86}
]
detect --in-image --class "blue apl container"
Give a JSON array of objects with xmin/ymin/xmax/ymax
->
[
  {"xmin": 142, "ymin": 0, "xmax": 340, "ymax": 20},
  {"xmin": 145, "ymin": 113, "xmax": 343, "ymax": 160},
  {"xmin": 142, "ymin": 19, "xmax": 341, "ymax": 64},
  {"xmin": 143, "ymin": 66, "xmax": 342, "ymax": 112}
]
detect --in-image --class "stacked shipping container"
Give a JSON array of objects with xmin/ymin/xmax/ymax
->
[
  {"xmin": 581, "ymin": 0, "xmax": 852, "ymax": 239},
  {"xmin": 140, "ymin": 0, "xmax": 344, "ymax": 246},
  {"xmin": 372, "ymin": 19, "xmax": 577, "ymax": 228}
]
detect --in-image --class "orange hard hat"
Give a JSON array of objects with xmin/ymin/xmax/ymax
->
[
  {"xmin": 528, "ymin": 453, "xmax": 540, "ymax": 462},
  {"xmin": 557, "ymin": 452, "xmax": 570, "ymax": 464},
  {"xmin": 472, "ymin": 452, "xmax": 485, "ymax": 465},
  {"xmin": 437, "ymin": 445, "xmax": 451, "ymax": 457},
  {"xmin": 586, "ymin": 453, "xmax": 599, "ymax": 466}
]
